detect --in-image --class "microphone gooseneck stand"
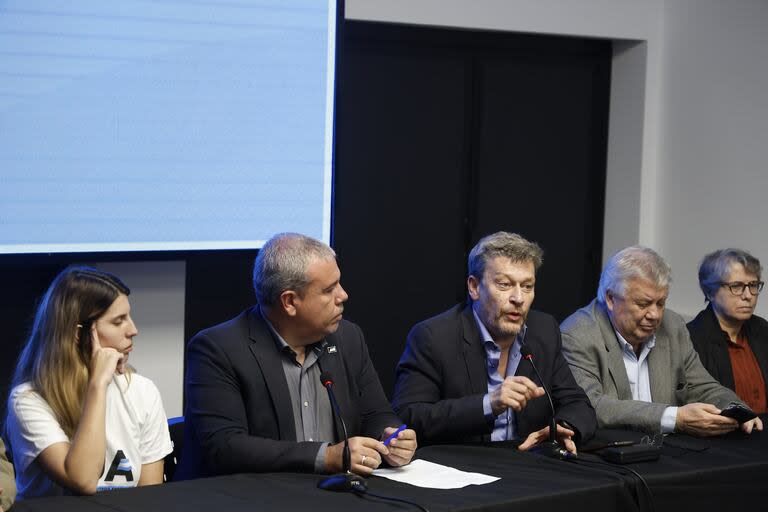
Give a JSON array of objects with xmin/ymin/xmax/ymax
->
[
  {"xmin": 520, "ymin": 345, "xmax": 570, "ymax": 460},
  {"xmin": 317, "ymin": 372, "xmax": 430, "ymax": 510},
  {"xmin": 318, "ymin": 372, "xmax": 367, "ymax": 492}
]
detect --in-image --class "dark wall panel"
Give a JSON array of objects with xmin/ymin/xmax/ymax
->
[
  {"xmin": 184, "ymin": 251, "xmax": 256, "ymax": 346},
  {"xmin": 471, "ymin": 54, "xmax": 608, "ymax": 320},
  {"xmin": 334, "ymin": 43, "xmax": 471, "ymax": 398}
]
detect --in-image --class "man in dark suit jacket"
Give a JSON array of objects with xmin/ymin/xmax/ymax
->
[
  {"xmin": 176, "ymin": 233, "xmax": 416, "ymax": 480},
  {"xmin": 392, "ymin": 232, "xmax": 596, "ymax": 451}
]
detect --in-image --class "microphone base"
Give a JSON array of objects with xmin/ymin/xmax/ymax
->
[
  {"xmin": 530, "ymin": 441, "xmax": 572, "ymax": 460},
  {"xmin": 318, "ymin": 472, "xmax": 368, "ymax": 492}
]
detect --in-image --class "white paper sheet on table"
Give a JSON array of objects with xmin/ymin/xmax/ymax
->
[{"xmin": 372, "ymin": 459, "xmax": 500, "ymax": 489}]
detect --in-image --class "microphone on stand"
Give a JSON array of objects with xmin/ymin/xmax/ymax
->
[
  {"xmin": 317, "ymin": 371, "xmax": 367, "ymax": 492},
  {"xmin": 520, "ymin": 344, "xmax": 571, "ymax": 460}
]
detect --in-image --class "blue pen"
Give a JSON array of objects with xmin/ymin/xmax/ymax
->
[{"xmin": 383, "ymin": 424, "xmax": 407, "ymax": 446}]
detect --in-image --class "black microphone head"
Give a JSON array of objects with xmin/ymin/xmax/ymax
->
[
  {"xmin": 520, "ymin": 344, "xmax": 533, "ymax": 359},
  {"xmin": 319, "ymin": 371, "xmax": 333, "ymax": 387}
]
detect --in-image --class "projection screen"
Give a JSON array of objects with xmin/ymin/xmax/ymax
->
[{"xmin": 0, "ymin": 0, "xmax": 338, "ymax": 253}]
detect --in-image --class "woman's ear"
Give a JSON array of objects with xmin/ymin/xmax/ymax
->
[{"xmin": 75, "ymin": 323, "xmax": 83, "ymax": 343}]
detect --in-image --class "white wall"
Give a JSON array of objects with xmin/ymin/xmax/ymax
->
[
  {"xmin": 346, "ymin": 0, "xmax": 660, "ymax": 39},
  {"xmin": 656, "ymin": 0, "xmax": 768, "ymax": 318}
]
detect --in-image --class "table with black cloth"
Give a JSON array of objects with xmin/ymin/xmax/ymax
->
[
  {"xmin": 600, "ymin": 424, "xmax": 768, "ymax": 509},
  {"xmin": 10, "ymin": 444, "xmax": 636, "ymax": 512},
  {"xmin": 12, "ymin": 421, "xmax": 768, "ymax": 512}
]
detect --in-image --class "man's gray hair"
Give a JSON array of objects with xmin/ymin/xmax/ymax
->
[
  {"xmin": 253, "ymin": 233, "xmax": 336, "ymax": 307},
  {"xmin": 597, "ymin": 246, "xmax": 671, "ymax": 304},
  {"xmin": 468, "ymin": 232, "xmax": 543, "ymax": 279},
  {"xmin": 698, "ymin": 248, "xmax": 762, "ymax": 301}
]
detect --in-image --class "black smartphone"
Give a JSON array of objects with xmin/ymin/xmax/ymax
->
[{"xmin": 720, "ymin": 402, "xmax": 757, "ymax": 424}]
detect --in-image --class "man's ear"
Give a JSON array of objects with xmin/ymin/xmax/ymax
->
[
  {"xmin": 605, "ymin": 290, "xmax": 616, "ymax": 313},
  {"xmin": 279, "ymin": 290, "xmax": 299, "ymax": 316},
  {"xmin": 467, "ymin": 275, "xmax": 481, "ymax": 301}
]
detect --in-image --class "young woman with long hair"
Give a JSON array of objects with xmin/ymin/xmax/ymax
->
[{"xmin": 5, "ymin": 266, "xmax": 172, "ymax": 499}]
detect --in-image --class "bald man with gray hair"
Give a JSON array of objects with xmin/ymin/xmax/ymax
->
[{"xmin": 561, "ymin": 246, "xmax": 763, "ymax": 436}]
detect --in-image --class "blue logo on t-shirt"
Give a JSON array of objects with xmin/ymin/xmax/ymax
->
[{"xmin": 105, "ymin": 450, "xmax": 134, "ymax": 482}]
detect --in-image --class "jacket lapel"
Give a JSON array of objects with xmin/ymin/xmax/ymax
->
[
  {"xmin": 745, "ymin": 317, "xmax": 768, "ymax": 395},
  {"xmin": 247, "ymin": 307, "xmax": 297, "ymax": 441},
  {"xmin": 461, "ymin": 305, "xmax": 489, "ymax": 395},
  {"xmin": 698, "ymin": 305, "xmax": 734, "ymax": 388},
  {"xmin": 594, "ymin": 301, "xmax": 633, "ymax": 400},
  {"xmin": 647, "ymin": 326, "xmax": 673, "ymax": 404}
]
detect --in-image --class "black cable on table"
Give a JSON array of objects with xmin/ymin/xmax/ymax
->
[{"xmin": 353, "ymin": 487, "xmax": 431, "ymax": 512}]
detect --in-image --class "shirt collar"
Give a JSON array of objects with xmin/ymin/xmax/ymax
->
[
  {"xmin": 614, "ymin": 327, "xmax": 655, "ymax": 356},
  {"xmin": 261, "ymin": 307, "xmax": 326, "ymax": 356}
]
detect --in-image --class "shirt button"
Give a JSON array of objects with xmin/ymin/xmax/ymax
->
[{"xmin": 304, "ymin": 401, "xmax": 309, "ymax": 407}]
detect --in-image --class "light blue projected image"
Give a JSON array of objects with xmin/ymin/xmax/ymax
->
[{"xmin": 0, "ymin": 0, "xmax": 337, "ymax": 253}]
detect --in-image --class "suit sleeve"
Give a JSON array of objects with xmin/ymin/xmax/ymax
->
[
  {"xmin": 185, "ymin": 332, "xmax": 322, "ymax": 474},
  {"xmin": 392, "ymin": 322, "xmax": 491, "ymax": 444},
  {"xmin": 544, "ymin": 318, "xmax": 597, "ymax": 442},
  {"xmin": 674, "ymin": 319, "xmax": 742, "ymax": 409},
  {"xmin": 561, "ymin": 329, "xmax": 668, "ymax": 433}
]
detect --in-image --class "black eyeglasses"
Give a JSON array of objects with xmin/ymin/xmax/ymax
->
[{"xmin": 720, "ymin": 281, "xmax": 764, "ymax": 296}]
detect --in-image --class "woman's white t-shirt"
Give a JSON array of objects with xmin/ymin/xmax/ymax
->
[{"xmin": 7, "ymin": 373, "xmax": 173, "ymax": 500}]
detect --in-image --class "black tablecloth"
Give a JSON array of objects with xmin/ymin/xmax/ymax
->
[
  {"xmin": 12, "ymin": 422, "xmax": 768, "ymax": 512},
  {"xmin": 618, "ymin": 424, "xmax": 768, "ymax": 510},
  {"xmin": 11, "ymin": 444, "xmax": 635, "ymax": 512}
]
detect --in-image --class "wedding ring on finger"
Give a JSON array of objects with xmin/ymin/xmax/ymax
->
[{"xmin": 361, "ymin": 455, "xmax": 367, "ymax": 466}]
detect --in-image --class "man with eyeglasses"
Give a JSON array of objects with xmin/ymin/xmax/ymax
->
[
  {"xmin": 687, "ymin": 249, "xmax": 768, "ymax": 414},
  {"xmin": 561, "ymin": 246, "xmax": 763, "ymax": 436}
]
